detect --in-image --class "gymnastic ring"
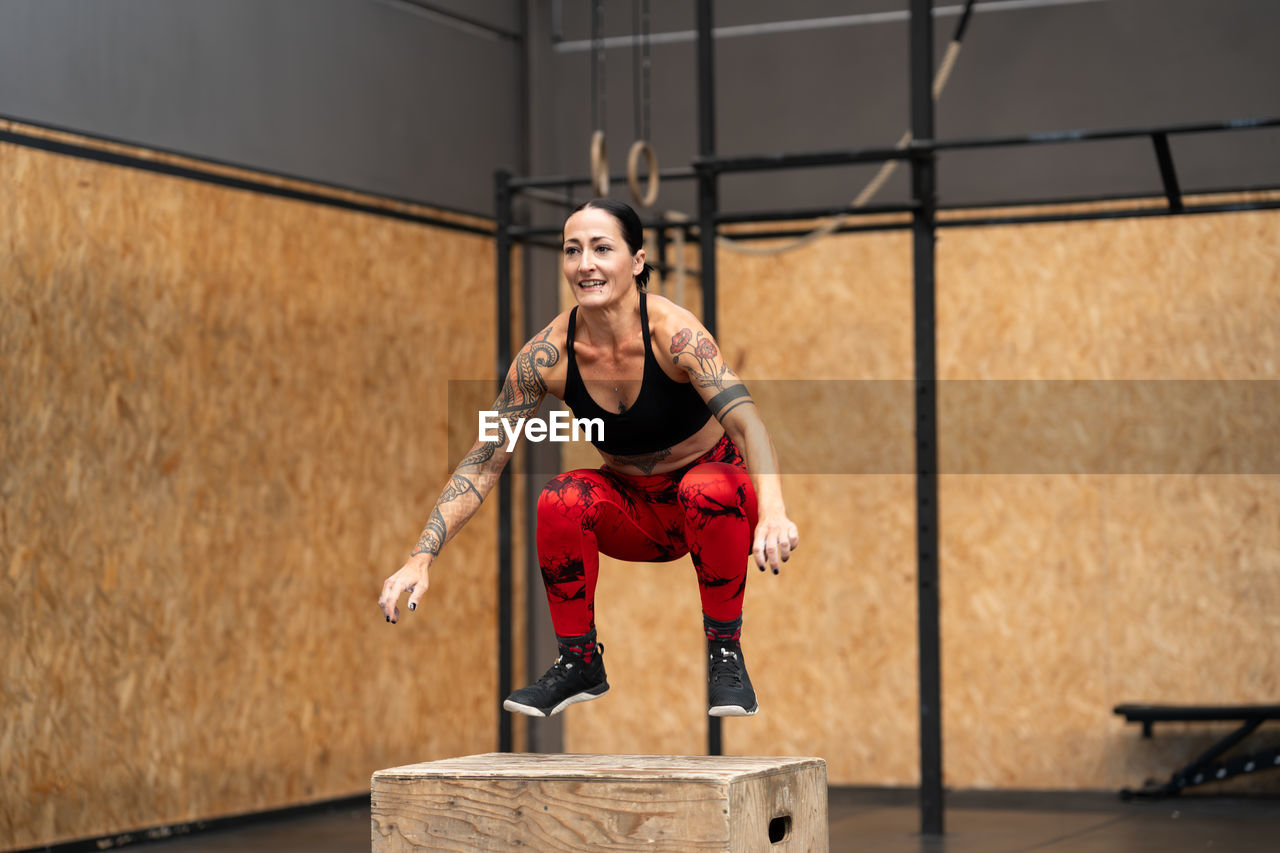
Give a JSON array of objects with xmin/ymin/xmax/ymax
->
[
  {"xmin": 590, "ymin": 130, "xmax": 609, "ymax": 197},
  {"xmin": 627, "ymin": 139, "xmax": 660, "ymax": 208}
]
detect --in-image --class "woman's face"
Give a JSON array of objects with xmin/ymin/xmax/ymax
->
[{"xmin": 562, "ymin": 207, "xmax": 645, "ymax": 308}]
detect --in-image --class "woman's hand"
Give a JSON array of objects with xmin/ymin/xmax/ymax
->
[
  {"xmin": 379, "ymin": 553, "xmax": 432, "ymax": 623},
  {"xmin": 753, "ymin": 510, "xmax": 799, "ymax": 574}
]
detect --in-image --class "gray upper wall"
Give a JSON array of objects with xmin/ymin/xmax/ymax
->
[
  {"xmin": 0, "ymin": 0, "xmax": 523, "ymax": 216},
  {"xmin": 534, "ymin": 0, "xmax": 1280, "ymax": 221},
  {"xmin": 1, "ymin": 1, "xmax": 1276, "ymax": 218}
]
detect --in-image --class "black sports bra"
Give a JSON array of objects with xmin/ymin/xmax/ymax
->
[{"xmin": 562, "ymin": 293, "xmax": 713, "ymax": 456}]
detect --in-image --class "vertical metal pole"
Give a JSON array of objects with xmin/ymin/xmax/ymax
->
[
  {"xmin": 495, "ymin": 168, "xmax": 515, "ymax": 754},
  {"xmin": 519, "ymin": 0, "xmax": 564, "ymax": 755},
  {"xmin": 696, "ymin": 0, "xmax": 718, "ymax": 337},
  {"xmin": 654, "ymin": 221, "xmax": 669, "ymax": 295},
  {"xmin": 909, "ymin": 0, "xmax": 944, "ymax": 836},
  {"xmin": 695, "ymin": 0, "xmax": 722, "ymax": 758}
]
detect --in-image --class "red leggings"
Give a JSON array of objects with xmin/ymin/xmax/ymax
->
[{"xmin": 536, "ymin": 434, "xmax": 758, "ymax": 638}]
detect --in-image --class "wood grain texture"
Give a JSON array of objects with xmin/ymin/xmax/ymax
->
[
  {"xmin": 373, "ymin": 777, "xmax": 731, "ymax": 852},
  {"xmin": 370, "ymin": 754, "xmax": 827, "ymax": 852},
  {"xmin": 727, "ymin": 760, "xmax": 828, "ymax": 853},
  {"xmin": 379, "ymin": 753, "xmax": 824, "ymax": 779},
  {"xmin": 935, "ymin": 212, "xmax": 1280, "ymax": 790},
  {"xmin": 0, "ymin": 132, "xmax": 498, "ymax": 849},
  {"xmin": 937, "ymin": 212, "xmax": 1280, "ymax": 381}
]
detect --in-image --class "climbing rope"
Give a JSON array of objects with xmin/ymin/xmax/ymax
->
[{"xmin": 715, "ymin": 0, "xmax": 976, "ymax": 256}]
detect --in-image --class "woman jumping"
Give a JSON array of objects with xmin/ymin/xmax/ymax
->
[{"xmin": 378, "ymin": 198, "xmax": 798, "ymax": 717}]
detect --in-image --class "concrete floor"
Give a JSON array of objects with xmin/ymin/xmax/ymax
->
[
  {"xmin": 111, "ymin": 788, "xmax": 1280, "ymax": 852},
  {"xmin": 827, "ymin": 788, "xmax": 1280, "ymax": 852}
]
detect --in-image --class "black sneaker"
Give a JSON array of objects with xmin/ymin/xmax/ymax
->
[
  {"xmin": 503, "ymin": 644, "xmax": 609, "ymax": 717},
  {"xmin": 707, "ymin": 640, "xmax": 759, "ymax": 717}
]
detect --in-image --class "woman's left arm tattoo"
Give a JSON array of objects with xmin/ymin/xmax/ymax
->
[
  {"xmin": 669, "ymin": 326, "xmax": 755, "ymax": 422},
  {"xmin": 706, "ymin": 384, "xmax": 753, "ymax": 421},
  {"xmin": 669, "ymin": 327, "xmax": 733, "ymax": 390}
]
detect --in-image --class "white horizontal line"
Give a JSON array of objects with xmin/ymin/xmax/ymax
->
[{"xmin": 553, "ymin": 0, "xmax": 1113, "ymax": 53}]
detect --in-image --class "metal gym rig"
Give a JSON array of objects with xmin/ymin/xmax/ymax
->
[{"xmin": 491, "ymin": 0, "xmax": 1280, "ymax": 835}]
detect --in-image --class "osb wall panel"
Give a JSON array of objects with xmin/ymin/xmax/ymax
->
[
  {"xmin": 939, "ymin": 212, "xmax": 1280, "ymax": 791},
  {"xmin": 0, "ymin": 140, "xmax": 498, "ymax": 849},
  {"xmin": 1100, "ymin": 476, "xmax": 1280, "ymax": 794},
  {"xmin": 938, "ymin": 213, "xmax": 1280, "ymax": 379},
  {"xmin": 567, "ymin": 210, "xmax": 1279, "ymax": 792}
]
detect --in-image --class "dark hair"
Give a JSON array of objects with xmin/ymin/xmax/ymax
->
[{"xmin": 567, "ymin": 198, "xmax": 653, "ymax": 290}]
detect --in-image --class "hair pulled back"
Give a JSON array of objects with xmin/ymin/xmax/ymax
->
[{"xmin": 567, "ymin": 198, "xmax": 653, "ymax": 290}]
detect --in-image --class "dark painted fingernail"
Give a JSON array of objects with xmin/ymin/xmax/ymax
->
[
  {"xmin": 409, "ymin": 602, "xmax": 416, "ymax": 611},
  {"xmin": 385, "ymin": 616, "xmax": 390, "ymax": 622},
  {"xmin": 772, "ymin": 567, "xmax": 780, "ymax": 575}
]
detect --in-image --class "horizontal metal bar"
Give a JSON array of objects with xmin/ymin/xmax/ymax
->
[
  {"xmin": 727, "ymin": 222, "xmax": 894, "ymax": 241},
  {"xmin": 710, "ymin": 197, "xmax": 1280, "ymax": 240},
  {"xmin": 510, "ymin": 117, "xmax": 1278, "ymax": 191},
  {"xmin": 936, "ymin": 183, "xmax": 1280, "ymax": 214},
  {"xmin": 518, "ymin": 186, "xmax": 580, "ymax": 209},
  {"xmin": 931, "ymin": 115, "xmax": 1280, "ymax": 152},
  {"xmin": 511, "ymin": 166, "xmax": 697, "ymax": 191},
  {"xmin": 696, "ymin": 146, "xmax": 914, "ymax": 174},
  {"xmin": 937, "ymin": 198, "xmax": 1280, "ymax": 229},
  {"xmin": 716, "ymin": 202, "xmax": 917, "ymax": 224},
  {"xmin": 508, "ymin": 194, "xmax": 1280, "ymax": 241},
  {"xmin": 720, "ymin": 220, "xmax": 912, "ymax": 241},
  {"xmin": 691, "ymin": 116, "xmax": 1280, "ymax": 175},
  {"xmin": 510, "ymin": 215, "xmax": 700, "ymax": 239}
]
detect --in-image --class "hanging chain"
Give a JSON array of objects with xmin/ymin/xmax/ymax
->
[
  {"xmin": 625, "ymin": 0, "xmax": 658, "ymax": 207},
  {"xmin": 641, "ymin": 0, "xmax": 651, "ymax": 142},
  {"xmin": 631, "ymin": 0, "xmax": 652, "ymax": 142},
  {"xmin": 632, "ymin": 0, "xmax": 641, "ymax": 140},
  {"xmin": 591, "ymin": 0, "xmax": 606, "ymax": 132}
]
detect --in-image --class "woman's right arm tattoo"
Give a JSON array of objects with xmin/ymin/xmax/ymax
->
[
  {"xmin": 460, "ymin": 326, "xmax": 559, "ymax": 467},
  {"xmin": 411, "ymin": 475, "xmax": 479, "ymax": 557},
  {"xmin": 413, "ymin": 326, "xmax": 560, "ymax": 556}
]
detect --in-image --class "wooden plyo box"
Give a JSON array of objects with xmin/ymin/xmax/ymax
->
[{"xmin": 371, "ymin": 752, "xmax": 828, "ymax": 852}]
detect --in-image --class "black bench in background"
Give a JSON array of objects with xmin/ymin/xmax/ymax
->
[{"xmin": 1114, "ymin": 704, "xmax": 1280, "ymax": 798}]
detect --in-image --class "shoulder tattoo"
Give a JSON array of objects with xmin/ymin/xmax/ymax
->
[
  {"xmin": 461, "ymin": 326, "xmax": 559, "ymax": 468},
  {"xmin": 669, "ymin": 326, "xmax": 734, "ymax": 391}
]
